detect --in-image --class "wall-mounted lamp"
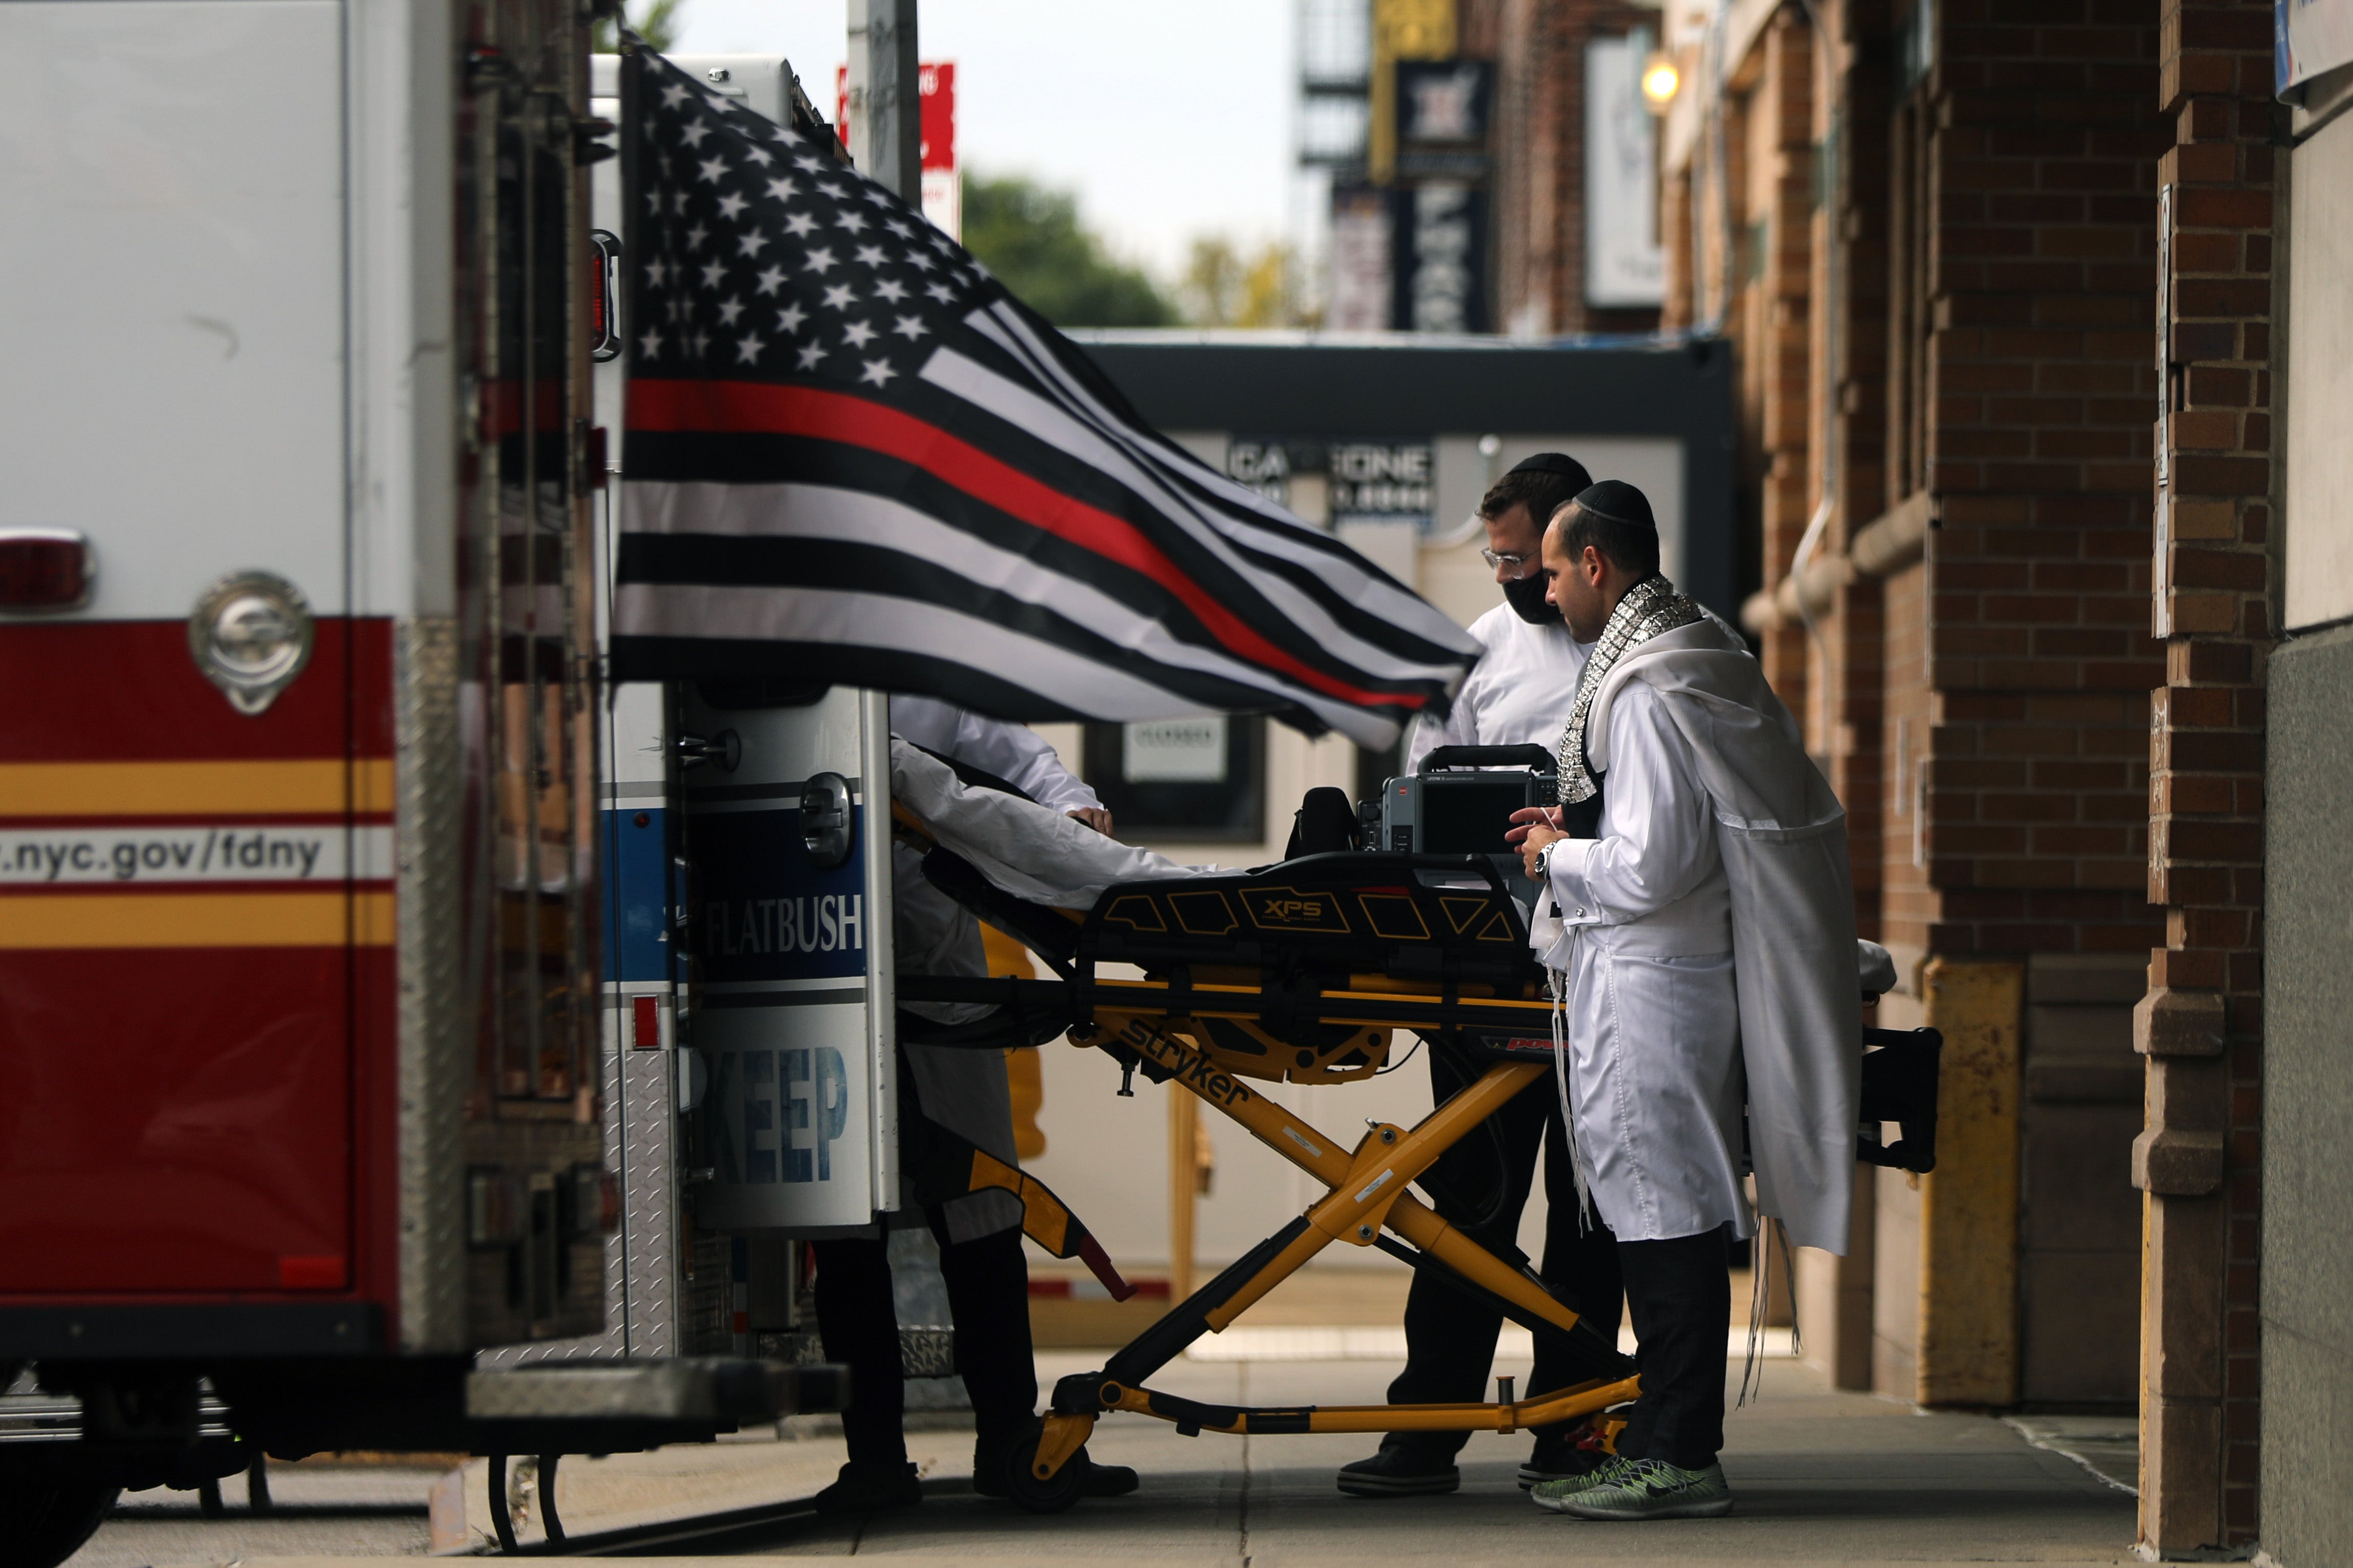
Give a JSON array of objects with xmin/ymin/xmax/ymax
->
[{"xmin": 1641, "ymin": 52, "xmax": 1680, "ymax": 113}]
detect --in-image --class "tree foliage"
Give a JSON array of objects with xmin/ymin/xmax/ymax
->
[
  {"xmin": 961, "ymin": 174, "xmax": 1177, "ymax": 329},
  {"xmin": 594, "ymin": 0, "xmax": 682, "ymax": 54},
  {"xmin": 1178, "ymin": 236, "xmax": 1320, "ymax": 329}
]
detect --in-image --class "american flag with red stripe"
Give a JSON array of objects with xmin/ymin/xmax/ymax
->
[{"xmin": 612, "ymin": 48, "xmax": 1476, "ymax": 748}]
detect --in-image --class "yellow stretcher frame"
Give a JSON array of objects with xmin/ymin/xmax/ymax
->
[
  {"xmin": 1021, "ymin": 1014, "xmax": 1640, "ymax": 1497},
  {"xmin": 885, "ymin": 800, "xmax": 1641, "ymax": 1506}
]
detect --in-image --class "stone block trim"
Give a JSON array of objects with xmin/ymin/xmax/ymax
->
[{"xmin": 2134, "ymin": 1128, "xmax": 2227, "ymax": 1195}]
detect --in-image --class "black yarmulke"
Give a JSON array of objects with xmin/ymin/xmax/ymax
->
[
  {"xmin": 1570, "ymin": 479, "xmax": 1656, "ymax": 533},
  {"xmin": 1506, "ymin": 452, "xmax": 1594, "ymax": 491}
]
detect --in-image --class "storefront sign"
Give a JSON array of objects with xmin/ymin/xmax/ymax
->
[
  {"xmin": 1328, "ymin": 185, "xmax": 1394, "ymax": 332},
  {"xmin": 1124, "ymin": 718, "xmax": 1230, "ymax": 784},
  {"xmin": 837, "ymin": 60, "xmax": 960, "ymax": 238},
  {"xmin": 1585, "ymin": 33, "xmax": 1665, "ymax": 308},
  {"xmin": 2279, "ymin": 0, "xmax": 2353, "ymax": 96},
  {"xmin": 1328, "ymin": 440, "xmax": 1435, "ymax": 527},
  {"xmin": 1391, "ymin": 182, "xmax": 1487, "ymax": 332},
  {"xmin": 1395, "ymin": 58, "xmax": 1493, "ymax": 180}
]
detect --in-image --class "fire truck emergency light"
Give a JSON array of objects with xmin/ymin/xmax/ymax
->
[{"xmin": 0, "ymin": 529, "xmax": 93, "ymax": 610}]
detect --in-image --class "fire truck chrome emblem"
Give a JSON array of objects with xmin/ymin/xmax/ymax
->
[{"xmin": 188, "ymin": 571, "xmax": 314, "ymax": 716}]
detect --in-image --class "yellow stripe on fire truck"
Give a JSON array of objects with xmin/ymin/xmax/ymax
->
[
  {"xmin": 0, "ymin": 758, "xmax": 395, "ymax": 818},
  {"xmin": 0, "ymin": 890, "xmax": 395, "ymax": 949}
]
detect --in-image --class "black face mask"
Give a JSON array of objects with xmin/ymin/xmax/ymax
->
[{"xmin": 1502, "ymin": 571, "xmax": 1557, "ymax": 625}]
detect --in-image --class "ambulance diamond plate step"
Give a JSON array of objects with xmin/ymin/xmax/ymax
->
[{"xmin": 464, "ymin": 1357, "xmax": 845, "ymax": 1423}]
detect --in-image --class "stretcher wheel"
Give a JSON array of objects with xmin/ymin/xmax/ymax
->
[{"xmin": 1002, "ymin": 1420, "xmax": 1087, "ymax": 1515}]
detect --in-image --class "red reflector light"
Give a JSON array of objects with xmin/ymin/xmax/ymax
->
[
  {"xmin": 631, "ymin": 994, "xmax": 661, "ymax": 1048},
  {"xmin": 0, "ymin": 531, "xmax": 91, "ymax": 610},
  {"xmin": 279, "ymin": 1254, "xmax": 348, "ymax": 1289},
  {"xmin": 589, "ymin": 228, "xmax": 622, "ymax": 362}
]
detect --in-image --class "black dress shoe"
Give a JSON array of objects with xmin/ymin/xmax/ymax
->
[
  {"xmin": 814, "ymin": 1459, "xmax": 923, "ymax": 1514},
  {"xmin": 973, "ymin": 1438, "xmax": 1139, "ymax": 1499},
  {"xmin": 1336, "ymin": 1441, "xmax": 1461, "ymax": 1497},
  {"xmin": 1517, "ymin": 1428, "xmax": 1611, "ymax": 1489},
  {"xmin": 1078, "ymin": 1455, "xmax": 1140, "ymax": 1497}
]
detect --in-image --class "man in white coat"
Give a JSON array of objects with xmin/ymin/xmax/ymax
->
[
  {"xmin": 1340, "ymin": 453, "xmax": 1631, "ymax": 1499},
  {"xmin": 1404, "ymin": 454, "xmax": 1596, "ymax": 771},
  {"xmin": 1508, "ymin": 481, "xmax": 1860, "ymax": 1522}
]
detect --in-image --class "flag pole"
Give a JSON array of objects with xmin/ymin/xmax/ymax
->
[{"xmin": 846, "ymin": 0, "xmax": 921, "ymax": 201}]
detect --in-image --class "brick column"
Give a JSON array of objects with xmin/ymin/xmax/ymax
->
[
  {"xmin": 1660, "ymin": 162, "xmax": 1697, "ymax": 332},
  {"xmin": 1795, "ymin": 0, "xmax": 1892, "ymax": 1391},
  {"xmin": 1753, "ymin": 13, "xmax": 1818, "ymax": 710},
  {"xmin": 1829, "ymin": 0, "xmax": 1892, "ymax": 933},
  {"xmin": 2136, "ymin": 0, "xmax": 2274, "ymax": 1553}
]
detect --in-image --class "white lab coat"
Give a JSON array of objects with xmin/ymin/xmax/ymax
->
[
  {"xmin": 889, "ymin": 695, "xmax": 1103, "ymax": 813},
  {"xmin": 1536, "ymin": 619, "xmax": 1860, "ymax": 1254},
  {"xmin": 890, "ymin": 739, "xmax": 1209, "ymax": 907},
  {"xmin": 1405, "ymin": 604, "xmax": 1590, "ymax": 771},
  {"xmin": 1537, "ymin": 681, "xmax": 1750, "ymax": 1245}
]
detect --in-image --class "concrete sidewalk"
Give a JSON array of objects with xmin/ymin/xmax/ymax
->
[
  {"xmin": 724, "ymin": 1353, "xmax": 2136, "ymax": 1565},
  {"xmin": 199, "ymin": 1352, "xmax": 2136, "ymax": 1567}
]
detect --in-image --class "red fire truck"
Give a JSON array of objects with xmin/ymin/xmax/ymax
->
[{"xmin": 0, "ymin": 8, "xmax": 832, "ymax": 1563}]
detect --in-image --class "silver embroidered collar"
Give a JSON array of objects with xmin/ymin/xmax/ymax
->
[{"xmin": 1554, "ymin": 574, "xmax": 1704, "ymax": 804}]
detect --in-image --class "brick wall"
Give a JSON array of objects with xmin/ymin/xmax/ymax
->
[
  {"xmin": 1659, "ymin": 0, "xmax": 2245, "ymax": 1436},
  {"xmin": 1489, "ymin": 0, "xmax": 1665, "ymax": 336},
  {"xmin": 1909, "ymin": 0, "xmax": 2168, "ymax": 961},
  {"xmin": 2134, "ymin": 0, "xmax": 2275, "ymax": 1552},
  {"xmin": 1712, "ymin": 0, "xmax": 2172, "ymax": 1410}
]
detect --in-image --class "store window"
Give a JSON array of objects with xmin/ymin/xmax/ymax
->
[{"xmin": 1081, "ymin": 716, "xmax": 1266, "ymax": 842}]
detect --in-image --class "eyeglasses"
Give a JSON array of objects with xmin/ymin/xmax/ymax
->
[{"xmin": 1479, "ymin": 547, "xmax": 1539, "ymax": 577}]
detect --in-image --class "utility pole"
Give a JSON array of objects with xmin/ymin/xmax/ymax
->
[{"xmin": 846, "ymin": 0, "xmax": 921, "ymax": 200}]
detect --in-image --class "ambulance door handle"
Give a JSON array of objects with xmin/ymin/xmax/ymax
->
[
  {"xmin": 801, "ymin": 773, "xmax": 854, "ymax": 869},
  {"xmin": 676, "ymin": 730, "xmax": 740, "ymax": 771}
]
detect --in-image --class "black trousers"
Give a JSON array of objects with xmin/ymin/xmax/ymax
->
[
  {"xmin": 1384, "ymin": 1037, "xmax": 1625, "ymax": 1456},
  {"xmin": 1614, "ymin": 1223, "xmax": 1733, "ymax": 1470},
  {"xmin": 813, "ymin": 1055, "xmax": 1039, "ymax": 1469},
  {"xmin": 814, "ymin": 1209, "xmax": 1038, "ymax": 1467}
]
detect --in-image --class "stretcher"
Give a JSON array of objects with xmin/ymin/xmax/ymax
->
[{"xmin": 890, "ymin": 792, "xmax": 1941, "ymax": 1513}]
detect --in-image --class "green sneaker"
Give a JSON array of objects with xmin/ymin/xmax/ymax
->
[
  {"xmin": 1529, "ymin": 1453, "xmax": 1630, "ymax": 1510},
  {"xmin": 1529, "ymin": 1455, "xmax": 1732, "ymax": 1519}
]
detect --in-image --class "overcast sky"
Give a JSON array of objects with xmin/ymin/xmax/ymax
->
[{"xmin": 671, "ymin": 1, "xmax": 1302, "ymax": 280}]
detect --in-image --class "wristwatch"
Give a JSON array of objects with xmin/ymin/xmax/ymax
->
[{"xmin": 1533, "ymin": 842, "xmax": 1554, "ymax": 882}]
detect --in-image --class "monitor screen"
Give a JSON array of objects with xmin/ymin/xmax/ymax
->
[{"xmin": 1419, "ymin": 776, "xmax": 1530, "ymax": 855}]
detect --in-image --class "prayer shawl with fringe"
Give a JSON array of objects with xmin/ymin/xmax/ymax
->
[{"xmin": 1583, "ymin": 617, "xmax": 1861, "ymax": 1255}]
